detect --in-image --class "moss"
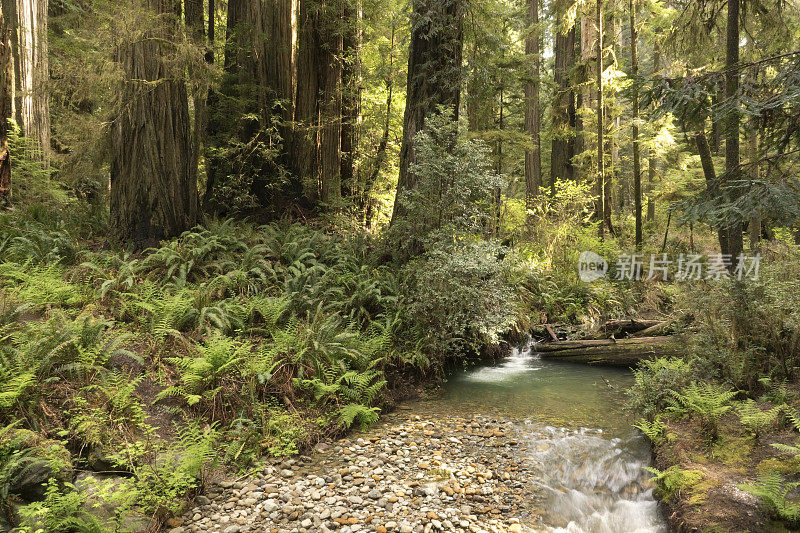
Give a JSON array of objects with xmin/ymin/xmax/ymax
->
[{"xmin": 710, "ymin": 434, "xmax": 754, "ymax": 468}]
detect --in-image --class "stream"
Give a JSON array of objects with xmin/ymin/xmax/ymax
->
[
  {"xmin": 178, "ymin": 341, "xmax": 670, "ymax": 533},
  {"xmin": 415, "ymin": 342, "xmax": 668, "ymax": 533}
]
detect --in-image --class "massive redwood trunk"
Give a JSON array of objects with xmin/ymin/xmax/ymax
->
[
  {"xmin": 391, "ymin": 0, "xmax": 464, "ymax": 226},
  {"xmin": 110, "ymin": 0, "xmax": 198, "ymax": 246},
  {"xmin": 0, "ymin": 1, "xmax": 11, "ymax": 206},
  {"xmin": 550, "ymin": 0, "xmax": 576, "ymax": 192},
  {"xmin": 290, "ymin": 0, "xmax": 343, "ymax": 206},
  {"xmin": 9, "ymin": 0, "xmax": 49, "ymax": 161},
  {"xmin": 524, "ymin": 0, "xmax": 541, "ymax": 212}
]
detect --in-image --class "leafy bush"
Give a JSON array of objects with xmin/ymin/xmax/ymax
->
[
  {"xmin": 390, "ymin": 109, "xmax": 503, "ymax": 256},
  {"xmin": 403, "ymin": 239, "xmax": 516, "ymax": 357},
  {"xmin": 629, "ymin": 357, "xmax": 695, "ymax": 421}
]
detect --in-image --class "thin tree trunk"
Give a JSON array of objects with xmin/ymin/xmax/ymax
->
[
  {"xmin": 647, "ymin": 36, "xmax": 660, "ymax": 222},
  {"xmin": 12, "ymin": 0, "xmax": 48, "ymax": 161},
  {"xmin": 111, "ymin": 0, "xmax": 198, "ymax": 246},
  {"xmin": 391, "ymin": 0, "xmax": 464, "ymax": 227},
  {"xmin": 0, "ymin": 1, "xmax": 11, "ymax": 206},
  {"xmin": 630, "ymin": 0, "xmax": 642, "ymax": 246},
  {"xmin": 748, "ymin": 118, "xmax": 761, "ymax": 250},
  {"xmin": 596, "ymin": 0, "xmax": 605, "ymax": 238},
  {"xmin": 340, "ymin": 1, "xmax": 362, "ymax": 200},
  {"xmin": 362, "ymin": 20, "xmax": 395, "ymax": 228},
  {"xmin": 186, "ymin": 0, "xmax": 204, "ymax": 194},
  {"xmin": 524, "ymin": 0, "xmax": 541, "ymax": 218},
  {"xmin": 695, "ymin": 130, "xmax": 729, "ymax": 254},
  {"xmin": 724, "ymin": 0, "xmax": 743, "ymax": 261}
]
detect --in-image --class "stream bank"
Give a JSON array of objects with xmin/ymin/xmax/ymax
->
[{"xmin": 170, "ymin": 343, "xmax": 668, "ymax": 533}]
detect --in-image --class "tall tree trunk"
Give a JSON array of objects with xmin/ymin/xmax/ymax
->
[
  {"xmin": 723, "ymin": 0, "xmax": 743, "ymax": 261},
  {"xmin": 202, "ymin": 0, "xmax": 217, "ymax": 206},
  {"xmin": 550, "ymin": 0, "xmax": 575, "ymax": 194},
  {"xmin": 391, "ymin": 0, "xmax": 464, "ymax": 226},
  {"xmin": 185, "ymin": 0, "xmax": 205, "ymax": 194},
  {"xmin": 318, "ymin": 1, "xmax": 342, "ymax": 205},
  {"xmin": 524, "ymin": 0, "xmax": 541, "ymax": 217},
  {"xmin": 695, "ymin": 130, "xmax": 729, "ymax": 254},
  {"xmin": 630, "ymin": 0, "xmax": 641, "ymax": 246},
  {"xmin": 0, "ymin": 1, "xmax": 11, "ymax": 206},
  {"xmin": 110, "ymin": 0, "xmax": 198, "ymax": 246},
  {"xmin": 362, "ymin": 19, "xmax": 395, "ymax": 228},
  {"xmin": 340, "ymin": 1, "xmax": 362, "ymax": 200},
  {"xmin": 748, "ymin": 119, "xmax": 760, "ymax": 250},
  {"xmin": 595, "ymin": 0, "xmax": 605, "ymax": 238},
  {"xmin": 647, "ymin": 36, "xmax": 660, "ymax": 222},
  {"xmin": 12, "ymin": 0, "xmax": 48, "ymax": 161}
]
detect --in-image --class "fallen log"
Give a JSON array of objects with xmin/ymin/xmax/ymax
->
[
  {"xmin": 534, "ymin": 335, "xmax": 686, "ymax": 367},
  {"xmin": 601, "ymin": 318, "xmax": 664, "ymax": 336},
  {"xmin": 631, "ymin": 321, "xmax": 674, "ymax": 338}
]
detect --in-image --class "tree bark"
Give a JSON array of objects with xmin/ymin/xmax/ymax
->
[
  {"xmin": 630, "ymin": 0, "xmax": 642, "ymax": 246},
  {"xmin": 748, "ymin": 120, "xmax": 760, "ymax": 250},
  {"xmin": 340, "ymin": 1, "xmax": 362, "ymax": 200},
  {"xmin": 12, "ymin": 0, "xmax": 49, "ymax": 161},
  {"xmin": 646, "ymin": 36, "xmax": 660, "ymax": 222},
  {"xmin": 391, "ymin": 0, "xmax": 464, "ymax": 226},
  {"xmin": 723, "ymin": 0, "xmax": 743, "ymax": 261},
  {"xmin": 110, "ymin": 0, "xmax": 198, "ymax": 246},
  {"xmin": 318, "ymin": 0, "xmax": 343, "ymax": 205},
  {"xmin": 550, "ymin": 0, "xmax": 576, "ymax": 194},
  {"xmin": 537, "ymin": 336, "xmax": 686, "ymax": 367},
  {"xmin": 596, "ymin": 0, "xmax": 605, "ymax": 238},
  {"xmin": 0, "ymin": 2, "xmax": 11, "ymax": 206},
  {"xmin": 524, "ymin": 0, "xmax": 541, "ymax": 217}
]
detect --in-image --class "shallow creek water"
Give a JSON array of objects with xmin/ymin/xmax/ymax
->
[{"xmin": 406, "ymin": 342, "xmax": 668, "ymax": 533}]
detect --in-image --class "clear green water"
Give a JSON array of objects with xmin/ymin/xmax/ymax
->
[{"xmin": 419, "ymin": 343, "xmax": 668, "ymax": 533}]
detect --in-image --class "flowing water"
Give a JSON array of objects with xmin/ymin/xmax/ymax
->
[{"xmin": 414, "ymin": 343, "xmax": 667, "ymax": 533}]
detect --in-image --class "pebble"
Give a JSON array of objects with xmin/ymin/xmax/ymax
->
[{"xmin": 176, "ymin": 416, "xmax": 538, "ymax": 532}]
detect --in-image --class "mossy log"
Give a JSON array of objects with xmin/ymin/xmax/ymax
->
[{"xmin": 534, "ymin": 335, "xmax": 686, "ymax": 367}]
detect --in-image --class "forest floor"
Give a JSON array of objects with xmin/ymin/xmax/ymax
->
[{"xmin": 652, "ymin": 409, "xmax": 800, "ymax": 533}]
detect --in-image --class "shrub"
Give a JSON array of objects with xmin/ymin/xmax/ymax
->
[
  {"xmin": 628, "ymin": 357, "xmax": 694, "ymax": 421},
  {"xmin": 403, "ymin": 239, "xmax": 516, "ymax": 358}
]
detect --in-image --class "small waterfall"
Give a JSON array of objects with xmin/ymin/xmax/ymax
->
[{"xmin": 529, "ymin": 427, "xmax": 665, "ymax": 533}]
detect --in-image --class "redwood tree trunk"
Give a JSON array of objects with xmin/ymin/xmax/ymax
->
[
  {"xmin": 12, "ymin": 0, "xmax": 49, "ymax": 161},
  {"xmin": 391, "ymin": 0, "xmax": 464, "ymax": 226},
  {"xmin": 524, "ymin": 0, "xmax": 541, "ymax": 214},
  {"xmin": 596, "ymin": 0, "xmax": 605, "ymax": 238},
  {"xmin": 630, "ymin": 0, "xmax": 641, "ymax": 246},
  {"xmin": 550, "ymin": 0, "xmax": 576, "ymax": 193},
  {"xmin": 0, "ymin": 2, "xmax": 11, "ymax": 206},
  {"xmin": 110, "ymin": 0, "xmax": 198, "ymax": 246},
  {"xmin": 318, "ymin": 0, "xmax": 343, "ymax": 205}
]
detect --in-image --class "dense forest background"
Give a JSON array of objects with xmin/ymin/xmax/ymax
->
[{"xmin": 2, "ymin": 0, "xmax": 800, "ymax": 531}]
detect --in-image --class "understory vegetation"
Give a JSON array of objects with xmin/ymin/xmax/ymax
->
[
  {"xmin": 0, "ymin": 120, "xmax": 649, "ymax": 531},
  {"xmin": 630, "ymin": 250, "xmax": 800, "ymax": 531}
]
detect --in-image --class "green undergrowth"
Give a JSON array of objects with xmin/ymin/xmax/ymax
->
[{"xmin": 630, "ymin": 249, "xmax": 800, "ymax": 531}]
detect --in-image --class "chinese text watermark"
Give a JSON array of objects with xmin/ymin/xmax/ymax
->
[{"xmin": 578, "ymin": 252, "xmax": 761, "ymax": 282}]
